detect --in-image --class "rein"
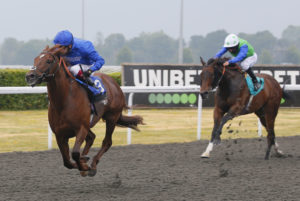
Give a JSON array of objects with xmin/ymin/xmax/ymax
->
[
  {"xmin": 211, "ymin": 65, "xmax": 226, "ymax": 89},
  {"xmin": 59, "ymin": 57, "xmax": 76, "ymax": 80},
  {"xmin": 213, "ymin": 64, "xmax": 243, "ymax": 88}
]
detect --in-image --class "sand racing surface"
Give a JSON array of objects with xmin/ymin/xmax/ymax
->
[{"xmin": 0, "ymin": 136, "xmax": 300, "ymax": 201}]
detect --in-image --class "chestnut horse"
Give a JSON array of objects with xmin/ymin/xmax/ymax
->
[
  {"xmin": 25, "ymin": 45, "xmax": 143, "ymax": 176},
  {"xmin": 199, "ymin": 57, "xmax": 290, "ymax": 160}
]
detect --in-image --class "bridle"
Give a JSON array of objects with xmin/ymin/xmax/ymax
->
[
  {"xmin": 31, "ymin": 51, "xmax": 60, "ymax": 81},
  {"xmin": 210, "ymin": 63, "xmax": 242, "ymax": 89},
  {"xmin": 212, "ymin": 65, "xmax": 226, "ymax": 89},
  {"xmin": 202, "ymin": 65, "xmax": 226, "ymax": 91}
]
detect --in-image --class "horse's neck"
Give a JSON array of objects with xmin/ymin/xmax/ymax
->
[
  {"xmin": 219, "ymin": 70, "xmax": 245, "ymax": 94},
  {"xmin": 47, "ymin": 66, "xmax": 72, "ymax": 109}
]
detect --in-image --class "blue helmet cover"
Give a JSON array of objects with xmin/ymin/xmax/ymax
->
[{"xmin": 53, "ymin": 30, "xmax": 74, "ymax": 46}]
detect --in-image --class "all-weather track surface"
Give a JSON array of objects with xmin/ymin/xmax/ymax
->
[{"xmin": 0, "ymin": 136, "xmax": 300, "ymax": 201}]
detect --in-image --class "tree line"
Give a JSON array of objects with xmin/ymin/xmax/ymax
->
[{"xmin": 1, "ymin": 25, "xmax": 300, "ymax": 65}]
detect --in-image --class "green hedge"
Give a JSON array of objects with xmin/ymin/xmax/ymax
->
[{"xmin": 0, "ymin": 69, "xmax": 121, "ymax": 110}]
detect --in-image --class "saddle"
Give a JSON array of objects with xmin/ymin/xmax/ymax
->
[
  {"xmin": 76, "ymin": 76, "xmax": 107, "ymax": 115},
  {"xmin": 245, "ymin": 75, "xmax": 264, "ymax": 96}
]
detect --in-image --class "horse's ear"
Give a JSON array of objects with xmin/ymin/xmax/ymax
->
[
  {"xmin": 200, "ymin": 57, "xmax": 206, "ymax": 66},
  {"xmin": 207, "ymin": 58, "xmax": 215, "ymax": 65},
  {"xmin": 51, "ymin": 44, "xmax": 69, "ymax": 56},
  {"xmin": 43, "ymin": 45, "xmax": 50, "ymax": 51}
]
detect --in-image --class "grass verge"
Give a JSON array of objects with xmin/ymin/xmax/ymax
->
[{"xmin": 0, "ymin": 108, "xmax": 299, "ymax": 152}]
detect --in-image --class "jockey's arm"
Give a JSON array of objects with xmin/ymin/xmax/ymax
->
[
  {"xmin": 89, "ymin": 51, "xmax": 105, "ymax": 72},
  {"xmin": 215, "ymin": 47, "xmax": 227, "ymax": 58},
  {"xmin": 228, "ymin": 45, "xmax": 248, "ymax": 64},
  {"xmin": 82, "ymin": 41, "xmax": 105, "ymax": 72}
]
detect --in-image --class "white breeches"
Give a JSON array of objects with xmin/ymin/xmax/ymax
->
[
  {"xmin": 240, "ymin": 53, "xmax": 258, "ymax": 71},
  {"xmin": 68, "ymin": 64, "xmax": 91, "ymax": 76}
]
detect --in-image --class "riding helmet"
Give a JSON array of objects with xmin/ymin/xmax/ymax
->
[
  {"xmin": 53, "ymin": 30, "xmax": 74, "ymax": 46},
  {"xmin": 224, "ymin": 34, "xmax": 239, "ymax": 48}
]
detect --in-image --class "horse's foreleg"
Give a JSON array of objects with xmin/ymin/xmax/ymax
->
[
  {"xmin": 201, "ymin": 142, "xmax": 214, "ymax": 158},
  {"xmin": 81, "ymin": 130, "xmax": 96, "ymax": 162},
  {"xmin": 274, "ymin": 141, "xmax": 284, "ymax": 157},
  {"xmin": 213, "ymin": 112, "xmax": 235, "ymax": 145},
  {"xmin": 89, "ymin": 120, "xmax": 116, "ymax": 177},
  {"xmin": 55, "ymin": 135, "xmax": 77, "ymax": 169},
  {"xmin": 201, "ymin": 108, "xmax": 223, "ymax": 158},
  {"xmin": 72, "ymin": 126, "xmax": 90, "ymax": 172}
]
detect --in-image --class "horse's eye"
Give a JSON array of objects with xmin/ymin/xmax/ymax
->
[{"xmin": 46, "ymin": 59, "xmax": 52, "ymax": 64}]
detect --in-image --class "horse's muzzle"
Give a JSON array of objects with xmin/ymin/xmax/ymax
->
[{"xmin": 25, "ymin": 72, "xmax": 42, "ymax": 87}]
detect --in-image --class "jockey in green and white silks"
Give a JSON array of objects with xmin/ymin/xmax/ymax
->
[{"xmin": 215, "ymin": 34, "xmax": 261, "ymax": 91}]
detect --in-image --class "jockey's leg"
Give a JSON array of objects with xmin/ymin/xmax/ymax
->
[
  {"xmin": 246, "ymin": 68, "xmax": 261, "ymax": 91},
  {"xmin": 85, "ymin": 76, "xmax": 97, "ymax": 88},
  {"xmin": 69, "ymin": 64, "xmax": 96, "ymax": 87},
  {"xmin": 241, "ymin": 53, "xmax": 260, "ymax": 91}
]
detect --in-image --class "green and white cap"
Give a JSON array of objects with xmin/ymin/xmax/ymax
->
[{"xmin": 224, "ymin": 34, "xmax": 239, "ymax": 48}]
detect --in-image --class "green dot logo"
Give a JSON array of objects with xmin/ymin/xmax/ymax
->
[
  {"xmin": 188, "ymin": 94, "xmax": 197, "ymax": 104},
  {"xmin": 164, "ymin": 94, "xmax": 172, "ymax": 104},
  {"xmin": 148, "ymin": 93, "xmax": 156, "ymax": 104},
  {"xmin": 156, "ymin": 93, "xmax": 164, "ymax": 104},
  {"xmin": 148, "ymin": 93, "xmax": 198, "ymax": 105},
  {"xmin": 180, "ymin": 94, "xmax": 188, "ymax": 104},
  {"xmin": 172, "ymin": 94, "xmax": 180, "ymax": 104}
]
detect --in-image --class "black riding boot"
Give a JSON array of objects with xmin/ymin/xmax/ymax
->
[
  {"xmin": 86, "ymin": 76, "xmax": 97, "ymax": 88},
  {"xmin": 246, "ymin": 68, "xmax": 261, "ymax": 91}
]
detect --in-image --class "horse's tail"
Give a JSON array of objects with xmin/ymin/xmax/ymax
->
[{"xmin": 116, "ymin": 113, "xmax": 144, "ymax": 131}]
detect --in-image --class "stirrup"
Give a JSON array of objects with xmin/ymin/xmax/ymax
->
[
  {"xmin": 87, "ymin": 77, "xmax": 97, "ymax": 88},
  {"xmin": 254, "ymin": 82, "xmax": 261, "ymax": 91}
]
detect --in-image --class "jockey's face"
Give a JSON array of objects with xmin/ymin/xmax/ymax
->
[{"xmin": 227, "ymin": 45, "xmax": 239, "ymax": 54}]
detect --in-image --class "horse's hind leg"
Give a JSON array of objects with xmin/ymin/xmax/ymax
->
[
  {"xmin": 55, "ymin": 134, "xmax": 77, "ymax": 169},
  {"xmin": 89, "ymin": 117, "xmax": 117, "ymax": 177},
  {"xmin": 262, "ymin": 105, "xmax": 282, "ymax": 160},
  {"xmin": 81, "ymin": 130, "xmax": 96, "ymax": 162}
]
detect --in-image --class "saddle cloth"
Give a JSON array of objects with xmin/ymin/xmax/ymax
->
[
  {"xmin": 245, "ymin": 75, "xmax": 264, "ymax": 96},
  {"xmin": 75, "ymin": 76, "xmax": 106, "ymax": 97}
]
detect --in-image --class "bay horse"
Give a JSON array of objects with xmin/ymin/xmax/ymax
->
[
  {"xmin": 199, "ymin": 57, "xmax": 289, "ymax": 160},
  {"xmin": 25, "ymin": 45, "xmax": 143, "ymax": 176}
]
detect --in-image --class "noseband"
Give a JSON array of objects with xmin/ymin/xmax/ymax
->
[{"xmin": 31, "ymin": 51, "xmax": 60, "ymax": 81}]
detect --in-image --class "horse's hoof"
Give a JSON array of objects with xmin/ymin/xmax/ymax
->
[
  {"xmin": 274, "ymin": 151, "xmax": 285, "ymax": 158},
  {"xmin": 81, "ymin": 156, "xmax": 90, "ymax": 163},
  {"xmin": 80, "ymin": 171, "xmax": 88, "ymax": 177},
  {"xmin": 64, "ymin": 162, "xmax": 78, "ymax": 169},
  {"xmin": 88, "ymin": 169, "xmax": 97, "ymax": 177},
  {"xmin": 201, "ymin": 152, "xmax": 210, "ymax": 158}
]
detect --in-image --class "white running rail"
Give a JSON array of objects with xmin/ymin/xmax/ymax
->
[{"xmin": 0, "ymin": 86, "xmax": 202, "ymax": 149}]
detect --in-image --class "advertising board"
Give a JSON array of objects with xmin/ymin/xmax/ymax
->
[{"xmin": 122, "ymin": 64, "xmax": 300, "ymax": 107}]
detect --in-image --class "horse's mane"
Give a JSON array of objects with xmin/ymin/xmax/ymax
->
[
  {"xmin": 207, "ymin": 57, "xmax": 241, "ymax": 70},
  {"xmin": 43, "ymin": 45, "xmax": 67, "ymax": 57},
  {"xmin": 207, "ymin": 57, "xmax": 230, "ymax": 65}
]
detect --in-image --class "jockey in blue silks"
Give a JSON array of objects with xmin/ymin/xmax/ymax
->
[
  {"xmin": 53, "ymin": 30, "xmax": 105, "ymax": 87},
  {"xmin": 215, "ymin": 33, "xmax": 261, "ymax": 91}
]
